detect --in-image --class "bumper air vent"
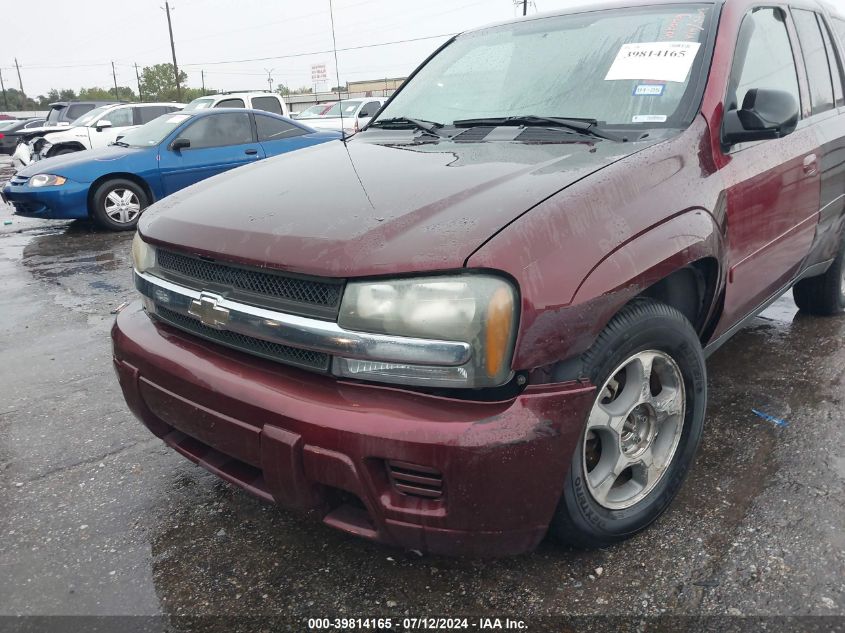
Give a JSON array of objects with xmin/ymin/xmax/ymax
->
[{"xmin": 386, "ymin": 460, "xmax": 443, "ymax": 499}]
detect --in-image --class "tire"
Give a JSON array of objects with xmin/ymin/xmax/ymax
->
[
  {"xmin": 792, "ymin": 234, "xmax": 845, "ymax": 316},
  {"xmin": 90, "ymin": 179, "xmax": 148, "ymax": 231},
  {"xmin": 550, "ymin": 298, "xmax": 707, "ymax": 548}
]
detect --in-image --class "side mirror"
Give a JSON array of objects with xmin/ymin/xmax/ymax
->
[
  {"xmin": 170, "ymin": 137, "xmax": 191, "ymax": 151},
  {"xmin": 722, "ymin": 88, "xmax": 798, "ymax": 146},
  {"xmin": 115, "ymin": 135, "xmax": 125, "ymax": 142},
  {"xmin": 96, "ymin": 120, "xmax": 113, "ymax": 132}
]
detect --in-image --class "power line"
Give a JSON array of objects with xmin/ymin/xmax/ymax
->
[{"xmin": 180, "ymin": 32, "xmax": 457, "ymax": 67}]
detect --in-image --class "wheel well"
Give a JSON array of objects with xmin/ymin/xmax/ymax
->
[
  {"xmin": 639, "ymin": 258, "xmax": 718, "ymax": 336},
  {"xmin": 86, "ymin": 173, "xmax": 155, "ymax": 217},
  {"xmin": 48, "ymin": 142, "xmax": 86, "ymax": 156}
]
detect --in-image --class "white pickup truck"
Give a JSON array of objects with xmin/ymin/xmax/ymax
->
[{"xmin": 304, "ymin": 98, "xmax": 385, "ymax": 136}]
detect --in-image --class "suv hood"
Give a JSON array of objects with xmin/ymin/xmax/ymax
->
[{"xmin": 140, "ymin": 134, "xmax": 657, "ymax": 278}]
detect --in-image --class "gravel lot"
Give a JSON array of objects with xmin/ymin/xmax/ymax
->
[{"xmin": 0, "ymin": 154, "xmax": 843, "ymax": 632}]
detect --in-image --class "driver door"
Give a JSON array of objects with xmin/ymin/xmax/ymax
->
[
  {"xmin": 715, "ymin": 6, "xmax": 821, "ymax": 332},
  {"xmin": 158, "ymin": 111, "xmax": 264, "ymax": 195}
]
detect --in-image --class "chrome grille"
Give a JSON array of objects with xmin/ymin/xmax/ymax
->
[
  {"xmin": 153, "ymin": 305, "xmax": 331, "ymax": 372},
  {"xmin": 155, "ymin": 249, "xmax": 344, "ymax": 319}
]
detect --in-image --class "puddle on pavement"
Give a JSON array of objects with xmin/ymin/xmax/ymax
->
[{"xmin": 13, "ymin": 223, "xmax": 135, "ymax": 314}]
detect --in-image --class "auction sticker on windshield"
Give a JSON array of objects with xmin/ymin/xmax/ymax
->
[{"xmin": 605, "ymin": 41, "xmax": 701, "ymax": 83}]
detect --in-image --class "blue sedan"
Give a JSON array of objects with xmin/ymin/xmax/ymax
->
[{"xmin": 0, "ymin": 109, "xmax": 341, "ymax": 230}]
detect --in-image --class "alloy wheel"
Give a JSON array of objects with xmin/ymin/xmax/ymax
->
[
  {"xmin": 104, "ymin": 188, "xmax": 141, "ymax": 225},
  {"xmin": 582, "ymin": 350, "xmax": 686, "ymax": 510}
]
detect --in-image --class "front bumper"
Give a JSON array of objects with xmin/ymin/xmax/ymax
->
[
  {"xmin": 1, "ymin": 179, "xmax": 90, "ymax": 219},
  {"xmin": 112, "ymin": 302, "xmax": 595, "ymax": 556}
]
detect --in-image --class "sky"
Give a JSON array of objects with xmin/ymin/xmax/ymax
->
[{"xmin": 0, "ymin": 0, "xmax": 575, "ymax": 99}]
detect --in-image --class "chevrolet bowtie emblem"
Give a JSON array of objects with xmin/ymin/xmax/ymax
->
[{"xmin": 188, "ymin": 293, "xmax": 230, "ymax": 329}]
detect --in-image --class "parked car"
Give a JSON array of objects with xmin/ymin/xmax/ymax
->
[
  {"xmin": 0, "ymin": 118, "xmax": 46, "ymax": 155},
  {"xmin": 113, "ymin": 0, "xmax": 845, "ymax": 556},
  {"xmin": 11, "ymin": 101, "xmax": 121, "ymax": 165},
  {"xmin": 23, "ymin": 102, "xmax": 184, "ymax": 163},
  {"xmin": 1, "ymin": 109, "xmax": 340, "ymax": 230},
  {"xmin": 294, "ymin": 103, "xmax": 334, "ymax": 119},
  {"xmin": 183, "ymin": 91, "xmax": 290, "ymax": 117},
  {"xmin": 306, "ymin": 98, "xmax": 385, "ymax": 135}
]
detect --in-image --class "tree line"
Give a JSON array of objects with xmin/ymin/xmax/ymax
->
[{"xmin": 1, "ymin": 64, "xmax": 211, "ymax": 110}]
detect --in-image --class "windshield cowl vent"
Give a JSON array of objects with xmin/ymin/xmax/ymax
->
[{"xmin": 452, "ymin": 126, "xmax": 495, "ymax": 142}]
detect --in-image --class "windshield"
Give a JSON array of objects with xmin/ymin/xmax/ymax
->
[
  {"xmin": 45, "ymin": 107, "xmax": 64, "ymax": 124},
  {"xmin": 377, "ymin": 4, "xmax": 713, "ymax": 129},
  {"xmin": 184, "ymin": 98, "xmax": 215, "ymax": 111},
  {"xmin": 117, "ymin": 113, "xmax": 192, "ymax": 147},
  {"xmin": 0, "ymin": 120, "xmax": 17, "ymax": 131},
  {"xmin": 320, "ymin": 100, "xmax": 362, "ymax": 117},
  {"xmin": 297, "ymin": 104, "xmax": 332, "ymax": 118},
  {"xmin": 72, "ymin": 106, "xmax": 112, "ymax": 127}
]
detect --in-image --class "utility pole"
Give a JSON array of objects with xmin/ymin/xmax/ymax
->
[
  {"xmin": 201, "ymin": 70, "xmax": 206, "ymax": 95},
  {"xmin": 0, "ymin": 68, "xmax": 8, "ymax": 110},
  {"xmin": 523, "ymin": 0, "xmax": 527, "ymax": 15},
  {"xmin": 264, "ymin": 68, "xmax": 274, "ymax": 92},
  {"xmin": 163, "ymin": 1, "xmax": 182, "ymax": 100},
  {"xmin": 14, "ymin": 58, "xmax": 24, "ymax": 97},
  {"xmin": 112, "ymin": 61, "xmax": 120, "ymax": 100},
  {"xmin": 135, "ymin": 63, "xmax": 143, "ymax": 101}
]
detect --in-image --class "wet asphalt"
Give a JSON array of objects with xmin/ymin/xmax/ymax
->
[{"xmin": 0, "ymin": 155, "xmax": 843, "ymax": 632}]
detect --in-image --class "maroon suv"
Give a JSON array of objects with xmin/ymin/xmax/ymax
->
[{"xmin": 113, "ymin": 0, "xmax": 845, "ymax": 556}]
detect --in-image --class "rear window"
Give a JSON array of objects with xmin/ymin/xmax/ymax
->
[
  {"xmin": 792, "ymin": 9, "xmax": 835, "ymax": 115},
  {"xmin": 66, "ymin": 104, "xmax": 96, "ymax": 121},
  {"xmin": 252, "ymin": 96, "xmax": 283, "ymax": 115}
]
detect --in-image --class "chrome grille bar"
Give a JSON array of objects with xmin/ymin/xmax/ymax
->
[{"xmin": 135, "ymin": 270, "xmax": 472, "ymax": 368}]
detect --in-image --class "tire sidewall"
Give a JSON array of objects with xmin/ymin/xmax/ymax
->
[
  {"xmin": 92, "ymin": 179, "xmax": 147, "ymax": 231},
  {"xmin": 562, "ymin": 313, "xmax": 707, "ymax": 542}
]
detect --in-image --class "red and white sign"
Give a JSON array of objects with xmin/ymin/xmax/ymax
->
[{"xmin": 311, "ymin": 63, "xmax": 328, "ymax": 83}]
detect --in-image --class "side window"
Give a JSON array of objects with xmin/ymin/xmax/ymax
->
[
  {"xmin": 255, "ymin": 114, "xmax": 305, "ymax": 141},
  {"xmin": 818, "ymin": 16, "xmax": 845, "ymax": 107},
  {"xmin": 136, "ymin": 106, "xmax": 168, "ymax": 125},
  {"xmin": 215, "ymin": 98, "xmax": 245, "ymax": 108},
  {"xmin": 833, "ymin": 18, "xmax": 845, "ymax": 50},
  {"xmin": 358, "ymin": 101, "xmax": 381, "ymax": 118},
  {"xmin": 792, "ymin": 9, "xmax": 835, "ymax": 115},
  {"xmin": 66, "ymin": 104, "xmax": 95, "ymax": 121},
  {"xmin": 728, "ymin": 8, "xmax": 800, "ymax": 114},
  {"xmin": 179, "ymin": 112, "xmax": 253, "ymax": 149},
  {"xmin": 252, "ymin": 96, "xmax": 283, "ymax": 115},
  {"xmin": 104, "ymin": 107, "xmax": 134, "ymax": 127}
]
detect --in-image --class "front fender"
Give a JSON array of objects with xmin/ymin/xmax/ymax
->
[{"xmin": 482, "ymin": 209, "xmax": 724, "ymax": 374}]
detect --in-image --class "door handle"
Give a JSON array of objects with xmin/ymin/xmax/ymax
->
[
  {"xmin": 803, "ymin": 154, "xmax": 818, "ymax": 175},
  {"xmin": 245, "ymin": 149, "xmax": 258, "ymax": 155}
]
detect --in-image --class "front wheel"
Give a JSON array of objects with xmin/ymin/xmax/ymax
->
[
  {"xmin": 90, "ymin": 179, "xmax": 148, "ymax": 231},
  {"xmin": 550, "ymin": 298, "xmax": 707, "ymax": 548}
]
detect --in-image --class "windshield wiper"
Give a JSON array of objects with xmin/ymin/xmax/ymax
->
[
  {"xmin": 452, "ymin": 115, "xmax": 623, "ymax": 141},
  {"xmin": 368, "ymin": 116, "xmax": 444, "ymax": 136}
]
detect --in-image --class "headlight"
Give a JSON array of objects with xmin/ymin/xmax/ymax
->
[
  {"xmin": 131, "ymin": 232, "xmax": 156, "ymax": 273},
  {"xmin": 334, "ymin": 274, "xmax": 518, "ymax": 388},
  {"xmin": 28, "ymin": 174, "xmax": 66, "ymax": 187}
]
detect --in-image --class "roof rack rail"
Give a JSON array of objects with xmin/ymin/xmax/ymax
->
[{"xmin": 218, "ymin": 89, "xmax": 274, "ymax": 95}]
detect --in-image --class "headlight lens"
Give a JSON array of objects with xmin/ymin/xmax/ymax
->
[
  {"xmin": 131, "ymin": 232, "xmax": 156, "ymax": 273},
  {"xmin": 28, "ymin": 174, "xmax": 66, "ymax": 187},
  {"xmin": 334, "ymin": 275, "xmax": 518, "ymax": 388}
]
